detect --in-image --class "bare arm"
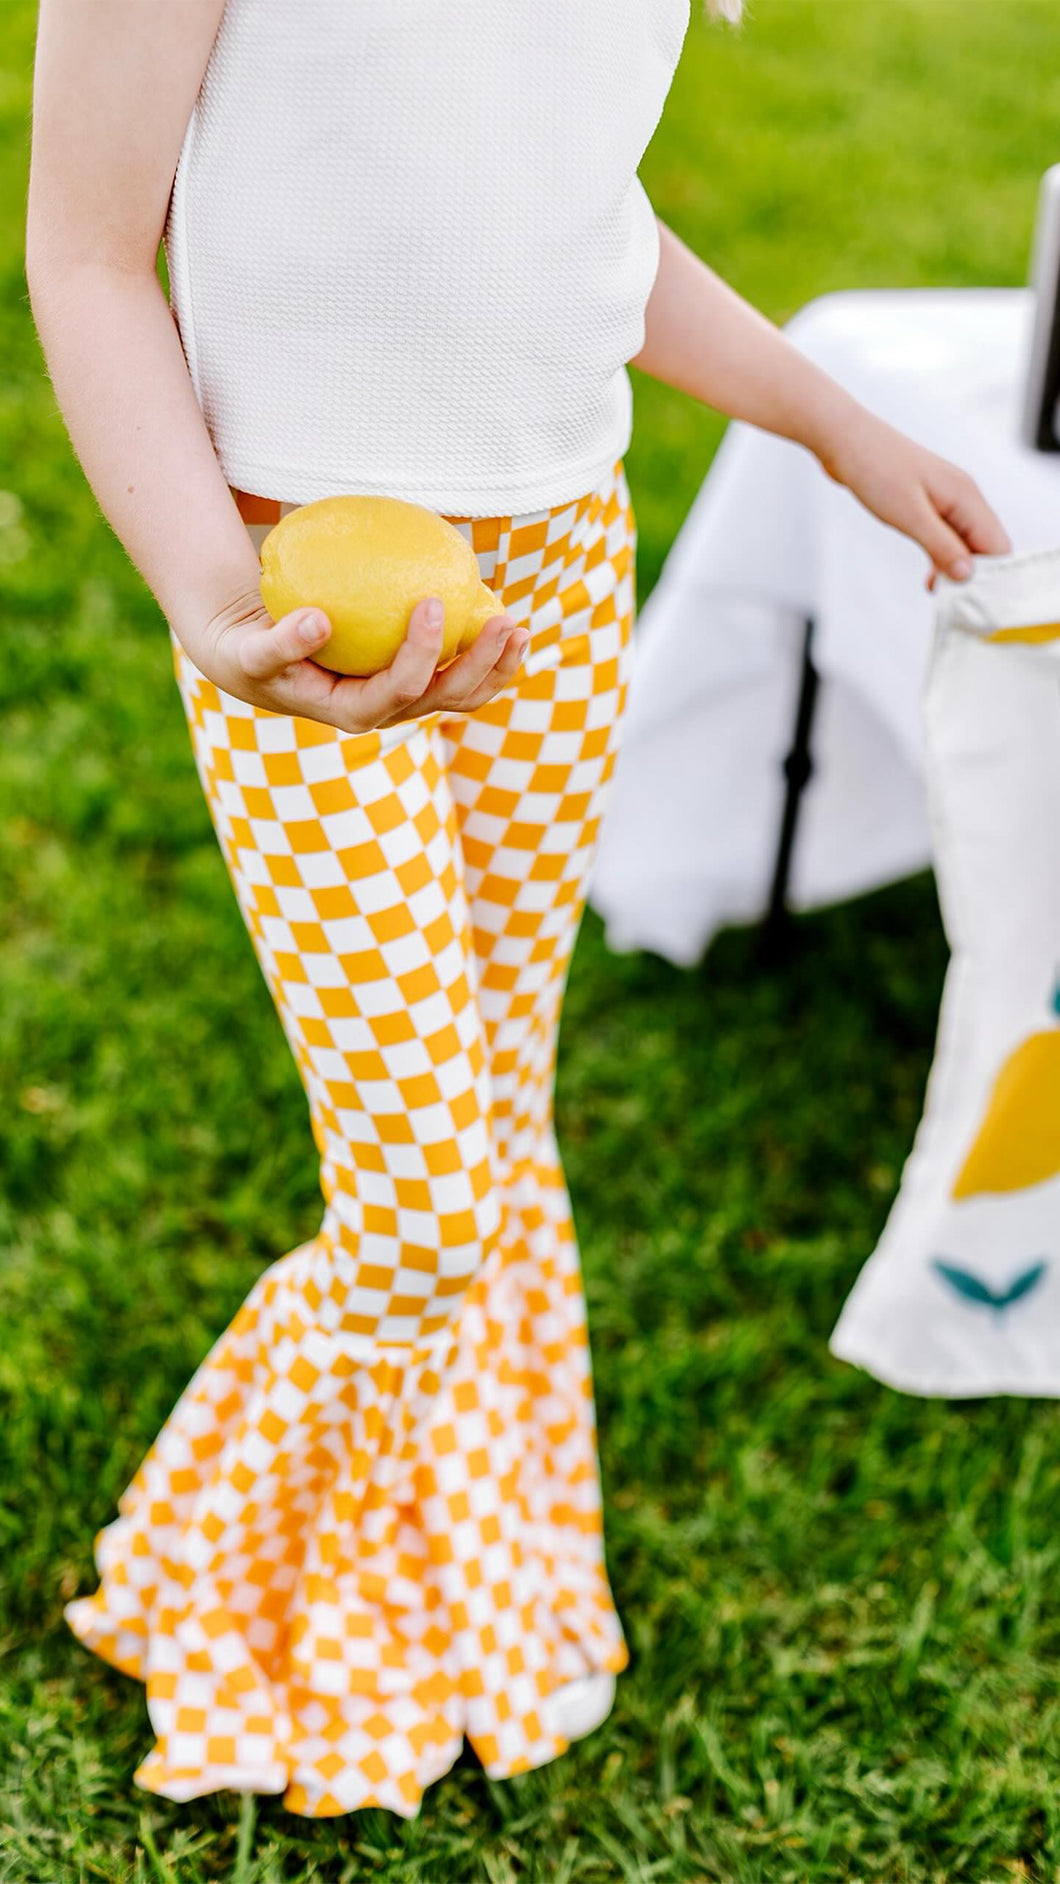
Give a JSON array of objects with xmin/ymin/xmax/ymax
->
[
  {"xmin": 25, "ymin": 1, "xmax": 525, "ymax": 732},
  {"xmin": 630, "ymin": 216, "xmax": 1012, "ymax": 586},
  {"xmin": 26, "ymin": 0, "xmax": 263, "ymax": 644}
]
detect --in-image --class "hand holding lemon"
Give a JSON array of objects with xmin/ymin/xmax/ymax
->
[{"xmin": 203, "ymin": 493, "xmax": 527, "ymax": 735}]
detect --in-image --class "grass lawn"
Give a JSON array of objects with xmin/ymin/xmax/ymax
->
[{"xmin": 3, "ymin": 2, "xmax": 1060, "ymax": 1878}]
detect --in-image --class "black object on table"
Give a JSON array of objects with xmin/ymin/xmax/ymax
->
[{"xmin": 759, "ymin": 614, "xmax": 818, "ymax": 960}]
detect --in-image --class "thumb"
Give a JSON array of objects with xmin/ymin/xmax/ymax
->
[{"xmin": 236, "ymin": 604, "xmax": 332, "ymax": 681}]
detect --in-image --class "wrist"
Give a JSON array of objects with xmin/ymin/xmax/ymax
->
[
  {"xmin": 797, "ymin": 380, "xmax": 873, "ymax": 483},
  {"xmin": 169, "ymin": 569, "xmax": 264, "ymax": 665}
]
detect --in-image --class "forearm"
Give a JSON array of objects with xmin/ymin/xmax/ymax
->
[
  {"xmin": 629, "ymin": 213, "xmax": 1012, "ymax": 581},
  {"xmin": 26, "ymin": 258, "xmax": 261, "ymax": 645},
  {"xmin": 630, "ymin": 215, "xmax": 861, "ymax": 472}
]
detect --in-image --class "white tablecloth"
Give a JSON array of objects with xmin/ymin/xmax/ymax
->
[{"xmin": 590, "ymin": 288, "xmax": 1060, "ymax": 965}]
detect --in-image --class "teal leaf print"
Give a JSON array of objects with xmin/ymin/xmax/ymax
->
[
  {"xmin": 1001, "ymin": 1259, "xmax": 1049, "ymax": 1306},
  {"xmin": 931, "ymin": 1257, "xmax": 1048, "ymax": 1311}
]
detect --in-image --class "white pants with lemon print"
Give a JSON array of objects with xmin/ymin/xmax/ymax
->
[{"xmin": 65, "ymin": 456, "xmax": 635, "ymax": 1818}]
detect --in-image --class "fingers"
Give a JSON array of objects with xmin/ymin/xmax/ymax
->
[
  {"xmin": 240, "ymin": 596, "xmax": 447, "ymax": 735},
  {"xmin": 348, "ymin": 596, "xmax": 447, "ymax": 726},
  {"xmin": 440, "ymin": 611, "xmax": 525, "ymax": 693},
  {"xmin": 911, "ymin": 490, "xmax": 977, "ymax": 585},
  {"xmin": 221, "ymin": 593, "xmax": 529, "ymax": 737},
  {"xmin": 236, "ymin": 604, "xmax": 332, "ymax": 681},
  {"xmin": 918, "ymin": 467, "xmax": 1013, "ymax": 586},
  {"xmin": 932, "ymin": 470, "xmax": 1012, "ymax": 558},
  {"xmin": 446, "ymin": 622, "xmax": 530, "ymax": 709},
  {"xmin": 413, "ymin": 611, "xmax": 529, "ymax": 716}
]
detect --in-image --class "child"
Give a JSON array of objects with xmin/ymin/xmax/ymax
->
[{"xmin": 26, "ymin": 0, "xmax": 1010, "ymax": 1822}]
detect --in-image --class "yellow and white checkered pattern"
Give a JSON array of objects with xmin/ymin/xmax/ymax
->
[{"xmin": 65, "ymin": 456, "xmax": 636, "ymax": 1818}]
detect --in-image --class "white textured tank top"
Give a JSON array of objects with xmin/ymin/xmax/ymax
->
[{"xmin": 163, "ymin": 0, "xmax": 690, "ymax": 517}]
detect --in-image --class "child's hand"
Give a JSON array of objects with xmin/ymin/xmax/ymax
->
[
  {"xmin": 816, "ymin": 408, "xmax": 1012, "ymax": 592},
  {"xmin": 192, "ymin": 588, "xmax": 530, "ymax": 733}
]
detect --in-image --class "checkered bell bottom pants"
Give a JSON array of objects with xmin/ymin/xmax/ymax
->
[{"xmin": 66, "ymin": 455, "xmax": 636, "ymax": 1819}]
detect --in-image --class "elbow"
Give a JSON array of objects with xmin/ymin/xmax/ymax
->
[
  {"xmin": 26, "ymin": 201, "xmax": 160, "ymax": 309},
  {"xmin": 24, "ymin": 247, "xmax": 56, "ymax": 344},
  {"xmin": 24, "ymin": 221, "xmax": 49, "ymax": 308},
  {"xmin": 24, "ymin": 172, "xmax": 60, "ymax": 303},
  {"xmin": 24, "ymin": 234, "xmax": 160, "ymax": 330},
  {"xmin": 24, "ymin": 210, "xmax": 67, "ymax": 315}
]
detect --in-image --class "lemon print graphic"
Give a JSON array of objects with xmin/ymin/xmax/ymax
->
[
  {"xmin": 985, "ymin": 619, "xmax": 1060, "ymax": 646},
  {"xmin": 260, "ymin": 495, "xmax": 503, "ymax": 676},
  {"xmin": 951, "ymin": 978, "xmax": 1060, "ymax": 1199}
]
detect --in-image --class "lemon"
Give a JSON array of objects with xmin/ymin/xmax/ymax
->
[
  {"xmin": 987, "ymin": 622, "xmax": 1060, "ymax": 645},
  {"xmin": 951, "ymin": 1030, "xmax": 1060, "ymax": 1199},
  {"xmin": 259, "ymin": 494, "xmax": 503, "ymax": 677}
]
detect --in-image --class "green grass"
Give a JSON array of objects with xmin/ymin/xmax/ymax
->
[{"xmin": 3, "ymin": 1, "xmax": 1060, "ymax": 1878}]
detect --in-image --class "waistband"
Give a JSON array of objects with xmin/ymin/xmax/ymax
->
[{"xmin": 228, "ymin": 459, "xmax": 627, "ymax": 534}]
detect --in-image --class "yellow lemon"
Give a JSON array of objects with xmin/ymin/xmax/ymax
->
[
  {"xmin": 951, "ymin": 1029, "xmax": 1060, "ymax": 1199},
  {"xmin": 259, "ymin": 494, "xmax": 503, "ymax": 677}
]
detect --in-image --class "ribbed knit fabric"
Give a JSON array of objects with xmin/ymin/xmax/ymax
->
[{"xmin": 163, "ymin": 0, "xmax": 690, "ymax": 517}]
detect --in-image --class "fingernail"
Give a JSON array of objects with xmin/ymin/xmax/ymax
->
[
  {"xmin": 425, "ymin": 598, "xmax": 444, "ymax": 628},
  {"xmin": 950, "ymin": 558, "xmax": 973, "ymax": 581},
  {"xmin": 299, "ymin": 611, "xmax": 326, "ymax": 642},
  {"xmin": 513, "ymin": 634, "xmax": 529, "ymax": 665}
]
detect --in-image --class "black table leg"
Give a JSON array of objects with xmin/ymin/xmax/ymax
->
[{"xmin": 759, "ymin": 615, "xmax": 819, "ymax": 960}]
